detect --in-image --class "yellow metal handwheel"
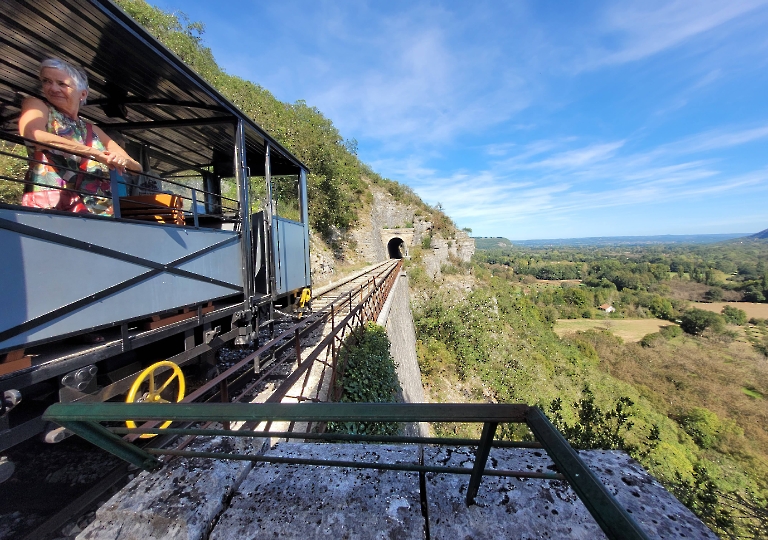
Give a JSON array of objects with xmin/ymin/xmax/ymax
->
[{"xmin": 126, "ymin": 360, "xmax": 185, "ymax": 438}]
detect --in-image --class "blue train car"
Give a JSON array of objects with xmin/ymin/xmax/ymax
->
[{"xmin": 0, "ymin": 0, "xmax": 311, "ymax": 451}]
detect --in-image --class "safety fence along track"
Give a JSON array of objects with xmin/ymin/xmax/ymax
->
[{"xmin": 127, "ymin": 259, "xmax": 403, "ymax": 448}]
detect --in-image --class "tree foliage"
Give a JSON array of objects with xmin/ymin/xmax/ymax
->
[
  {"xmin": 547, "ymin": 387, "xmax": 637, "ymax": 452},
  {"xmin": 680, "ymin": 308, "xmax": 724, "ymax": 335},
  {"xmin": 721, "ymin": 305, "xmax": 748, "ymax": 325}
]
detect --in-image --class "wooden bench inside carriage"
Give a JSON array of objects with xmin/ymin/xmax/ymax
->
[{"xmin": 119, "ymin": 194, "xmax": 184, "ymax": 225}]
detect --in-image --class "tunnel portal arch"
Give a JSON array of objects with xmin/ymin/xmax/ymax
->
[{"xmin": 387, "ymin": 237, "xmax": 406, "ymax": 259}]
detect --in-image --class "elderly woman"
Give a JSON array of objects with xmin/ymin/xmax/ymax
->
[{"xmin": 18, "ymin": 58, "xmax": 141, "ymax": 214}]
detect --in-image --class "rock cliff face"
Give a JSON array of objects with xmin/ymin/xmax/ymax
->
[
  {"xmin": 421, "ymin": 230, "xmax": 475, "ymax": 279},
  {"xmin": 310, "ymin": 184, "xmax": 475, "ymax": 283}
]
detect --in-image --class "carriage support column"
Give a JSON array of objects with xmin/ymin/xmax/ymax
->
[{"xmin": 234, "ymin": 120, "xmax": 255, "ymax": 345}]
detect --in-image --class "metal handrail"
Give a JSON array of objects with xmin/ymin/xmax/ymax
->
[
  {"xmin": 0, "ymin": 134, "xmax": 240, "ymax": 221},
  {"xmin": 42, "ymin": 401, "xmax": 651, "ymax": 540}
]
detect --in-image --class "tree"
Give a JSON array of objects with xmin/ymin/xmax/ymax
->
[
  {"xmin": 680, "ymin": 309, "xmax": 724, "ymax": 335},
  {"xmin": 649, "ymin": 296, "xmax": 674, "ymax": 320},
  {"xmin": 721, "ymin": 305, "xmax": 747, "ymax": 325},
  {"xmin": 704, "ymin": 287, "xmax": 723, "ymax": 302}
]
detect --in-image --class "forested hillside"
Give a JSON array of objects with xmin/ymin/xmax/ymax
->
[{"xmin": 422, "ymin": 244, "xmax": 767, "ymax": 538}]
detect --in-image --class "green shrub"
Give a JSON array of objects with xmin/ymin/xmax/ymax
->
[
  {"xmin": 441, "ymin": 263, "xmax": 459, "ymax": 275},
  {"xmin": 705, "ymin": 288, "xmax": 724, "ymax": 301},
  {"xmin": 659, "ymin": 325, "xmax": 682, "ymax": 339},
  {"xmin": 649, "ymin": 296, "xmax": 675, "ymax": 320},
  {"xmin": 539, "ymin": 306, "xmax": 559, "ymax": 326},
  {"xmin": 672, "ymin": 465, "xmax": 734, "ymax": 534},
  {"xmin": 327, "ymin": 323, "xmax": 401, "ymax": 436},
  {"xmin": 680, "ymin": 407, "xmax": 722, "ymax": 449},
  {"xmin": 0, "ymin": 143, "xmax": 26, "ymax": 205},
  {"xmin": 721, "ymin": 305, "xmax": 748, "ymax": 325},
  {"xmin": 547, "ymin": 387, "xmax": 636, "ymax": 452},
  {"xmin": 680, "ymin": 308, "xmax": 724, "ymax": 335},
  {"xmin": 640, "ymin": 332, "xmax": 664, "ymax": 348}
]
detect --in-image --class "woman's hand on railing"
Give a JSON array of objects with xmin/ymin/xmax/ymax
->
[{"xmin": 93, "ymin": 150, "xmax": 136, "ymax": 175}]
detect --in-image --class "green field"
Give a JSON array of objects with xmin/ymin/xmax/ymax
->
[{"xmin": 554, "ymin": 318, "xmax": 674, "ymax": 342}]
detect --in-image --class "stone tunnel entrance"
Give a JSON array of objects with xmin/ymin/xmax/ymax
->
[{"xmin": 387, "ymin": 237, "xmax": 406, "ymax": 259}]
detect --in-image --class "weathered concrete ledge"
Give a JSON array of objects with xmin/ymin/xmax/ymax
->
[
  {"xmin": 424, "ymin": 447, "xmax": 717, "ymax": 540},
  {"xmin": 210, "ymin": 443, "xmax": 424, "ymax": 539},
  {"xmin": 78, "ymin": 436, "xmax": 265, "ymax": 540},
  {"xmin": 78, "ymin": 442, "xmax": 716, "ymax": 540}
]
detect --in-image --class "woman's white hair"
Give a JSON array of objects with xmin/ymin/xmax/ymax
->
[{"xmin": 40, "ymin": 58, "xmax": 89, "ymax": 103}]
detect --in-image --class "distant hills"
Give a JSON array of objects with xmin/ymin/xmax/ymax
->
[
  {"xmin": 474, "ymin": 233, "xmax": 755, "ymax": 249},
  {"xmin": 474, "ymin": 237, "xmax": 514, "ymax": 249}
]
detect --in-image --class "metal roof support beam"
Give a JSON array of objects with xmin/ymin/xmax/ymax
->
[
  {"xmin": 265, "ymin": 143, "xmax": 276, "ymax": 298},
  {"xmin": 99, "ymin": 116, "xmax": 237, "ymax": 132},
  {"xmin": 299, "ymin": 168, "xmax": 311, "ymax": 287},
  {"xmin": 86, "ymin": 98, "xmax": 227, "ymax": 113}
]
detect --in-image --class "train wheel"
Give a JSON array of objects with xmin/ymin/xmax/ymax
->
[{"xmin": 125, "ymin": 361, "xmax": 185, "ymax": 438}]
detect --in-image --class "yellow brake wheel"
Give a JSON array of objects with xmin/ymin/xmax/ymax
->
[{"xmin": 126, "ymin": 360, "xmax": 185, "ymax": 438}]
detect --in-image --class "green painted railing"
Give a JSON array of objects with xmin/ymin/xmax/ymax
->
[{"xmin": 43, "ymin": 401, "xmax": 650, "ymax": 540}]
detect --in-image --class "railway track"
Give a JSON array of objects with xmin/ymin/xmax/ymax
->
[{"xmin": 7, "ymin": 259, "xmax": 402, "ymax": 540}]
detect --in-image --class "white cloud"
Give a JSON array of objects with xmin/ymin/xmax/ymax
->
[
  {"xmin": 665, "ymin": 125, "xmax": 768, "ymax": 154},
  {"xmin": 530, "ymin": 141, "xmax": 625, "ymax": 169},
  {"xmin": 579, "ymin": 0, "xmax": 768, "ymax": 69},
  {"xmin": 376, "ymin": 122, "xmax": 768, "ymax": 237}
]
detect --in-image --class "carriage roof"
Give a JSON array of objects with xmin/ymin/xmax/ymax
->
[{"xmin": 0, "ymin": 0, "xmax": 307, "ymax": 177}]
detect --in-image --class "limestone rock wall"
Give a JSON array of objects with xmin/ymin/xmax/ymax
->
[
  {"xmin": 420, "ymin": 229, "xmax": 476, "ymax": 279},
  {"xmin": 309, "ymin": 183, "xmax": 475, "ymax": 284}
]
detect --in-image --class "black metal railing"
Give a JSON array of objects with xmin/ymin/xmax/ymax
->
[{"xmin": 0, "ymin": 132, "xmax": 239, "ymax": 226}]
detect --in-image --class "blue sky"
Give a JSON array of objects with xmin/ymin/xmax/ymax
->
[{"xmin": 148, "ymin": 0, "xmax": 768, "ymax": 240}]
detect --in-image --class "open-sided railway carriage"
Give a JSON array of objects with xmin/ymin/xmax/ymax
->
[{"xmin": 0, "ymin": 0, "xmax": 312, "ymax": 452}]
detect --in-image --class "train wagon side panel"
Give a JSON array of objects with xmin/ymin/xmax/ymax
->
[
  {"xmin": 272, "ymin": 216, "xmax": 311, "ymax": 296},
  {"xmin": 0, "ymin": 207, "xmax": 244, "ymax": 352}
]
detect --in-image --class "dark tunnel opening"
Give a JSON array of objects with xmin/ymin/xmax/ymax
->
[{"xmin": 387, "ymin": 237, "xmax": 405, "ymax": 259}]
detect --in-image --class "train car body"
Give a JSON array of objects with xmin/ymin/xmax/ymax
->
[{"xmin": 0, "ymin": 0, "xmax": 311, "ymax": 451}]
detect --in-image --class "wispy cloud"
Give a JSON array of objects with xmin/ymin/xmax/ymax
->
[
  {"xmin": 663, "ymin": 125, "xmax": 768, "ymax": 154},
  {"xmin": 379, "ymin": 123, "xmax": 768, "ymax": 236},
  {"xmin": 530, "ymin": 141, "xmax": 626, "ymax": 169},
  {"xmin": 577, "ymin": 0, "xmax": 768, "ymax": 70}
]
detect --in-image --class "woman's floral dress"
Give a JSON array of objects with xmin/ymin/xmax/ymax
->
[{"xmin": 26, "ymin": 105, "xmax": 113, "ymax": 215}]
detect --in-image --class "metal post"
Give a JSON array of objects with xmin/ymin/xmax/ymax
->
[
  {"xmin": 265, "ymin": 144, "xmax": 277, "ymax": 299},
  {"xmin": 525, "ymin": 407, "xmax": 650, "ymax": 540},
  {"xmin": 191, "ymin": 189, "xmax": 199, "ymax": 228},
  {"xmin": 234, "ymin": 120, "xmax": 253, "ymax": 305},
  {"xmin": 294, "ymin": 328, "xmax": 301, "ymax": 365},
  {"xmin": 220, "ymin": 380, "xmax": 230, "ymax": 430},
  {"xmin": 62, "ymin": 421, "xmax": 161, "ymax": 472},
  {"xmin": 110, "ymin": 169, "xmax": 121, "ymax": 219},
  {"xmin": 466, "ymin": 421, "xmax": 498, "ymax": 505},
  {"xmin": 298, "ymin": 169, "xmax": 311, "ymax": 287}
]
